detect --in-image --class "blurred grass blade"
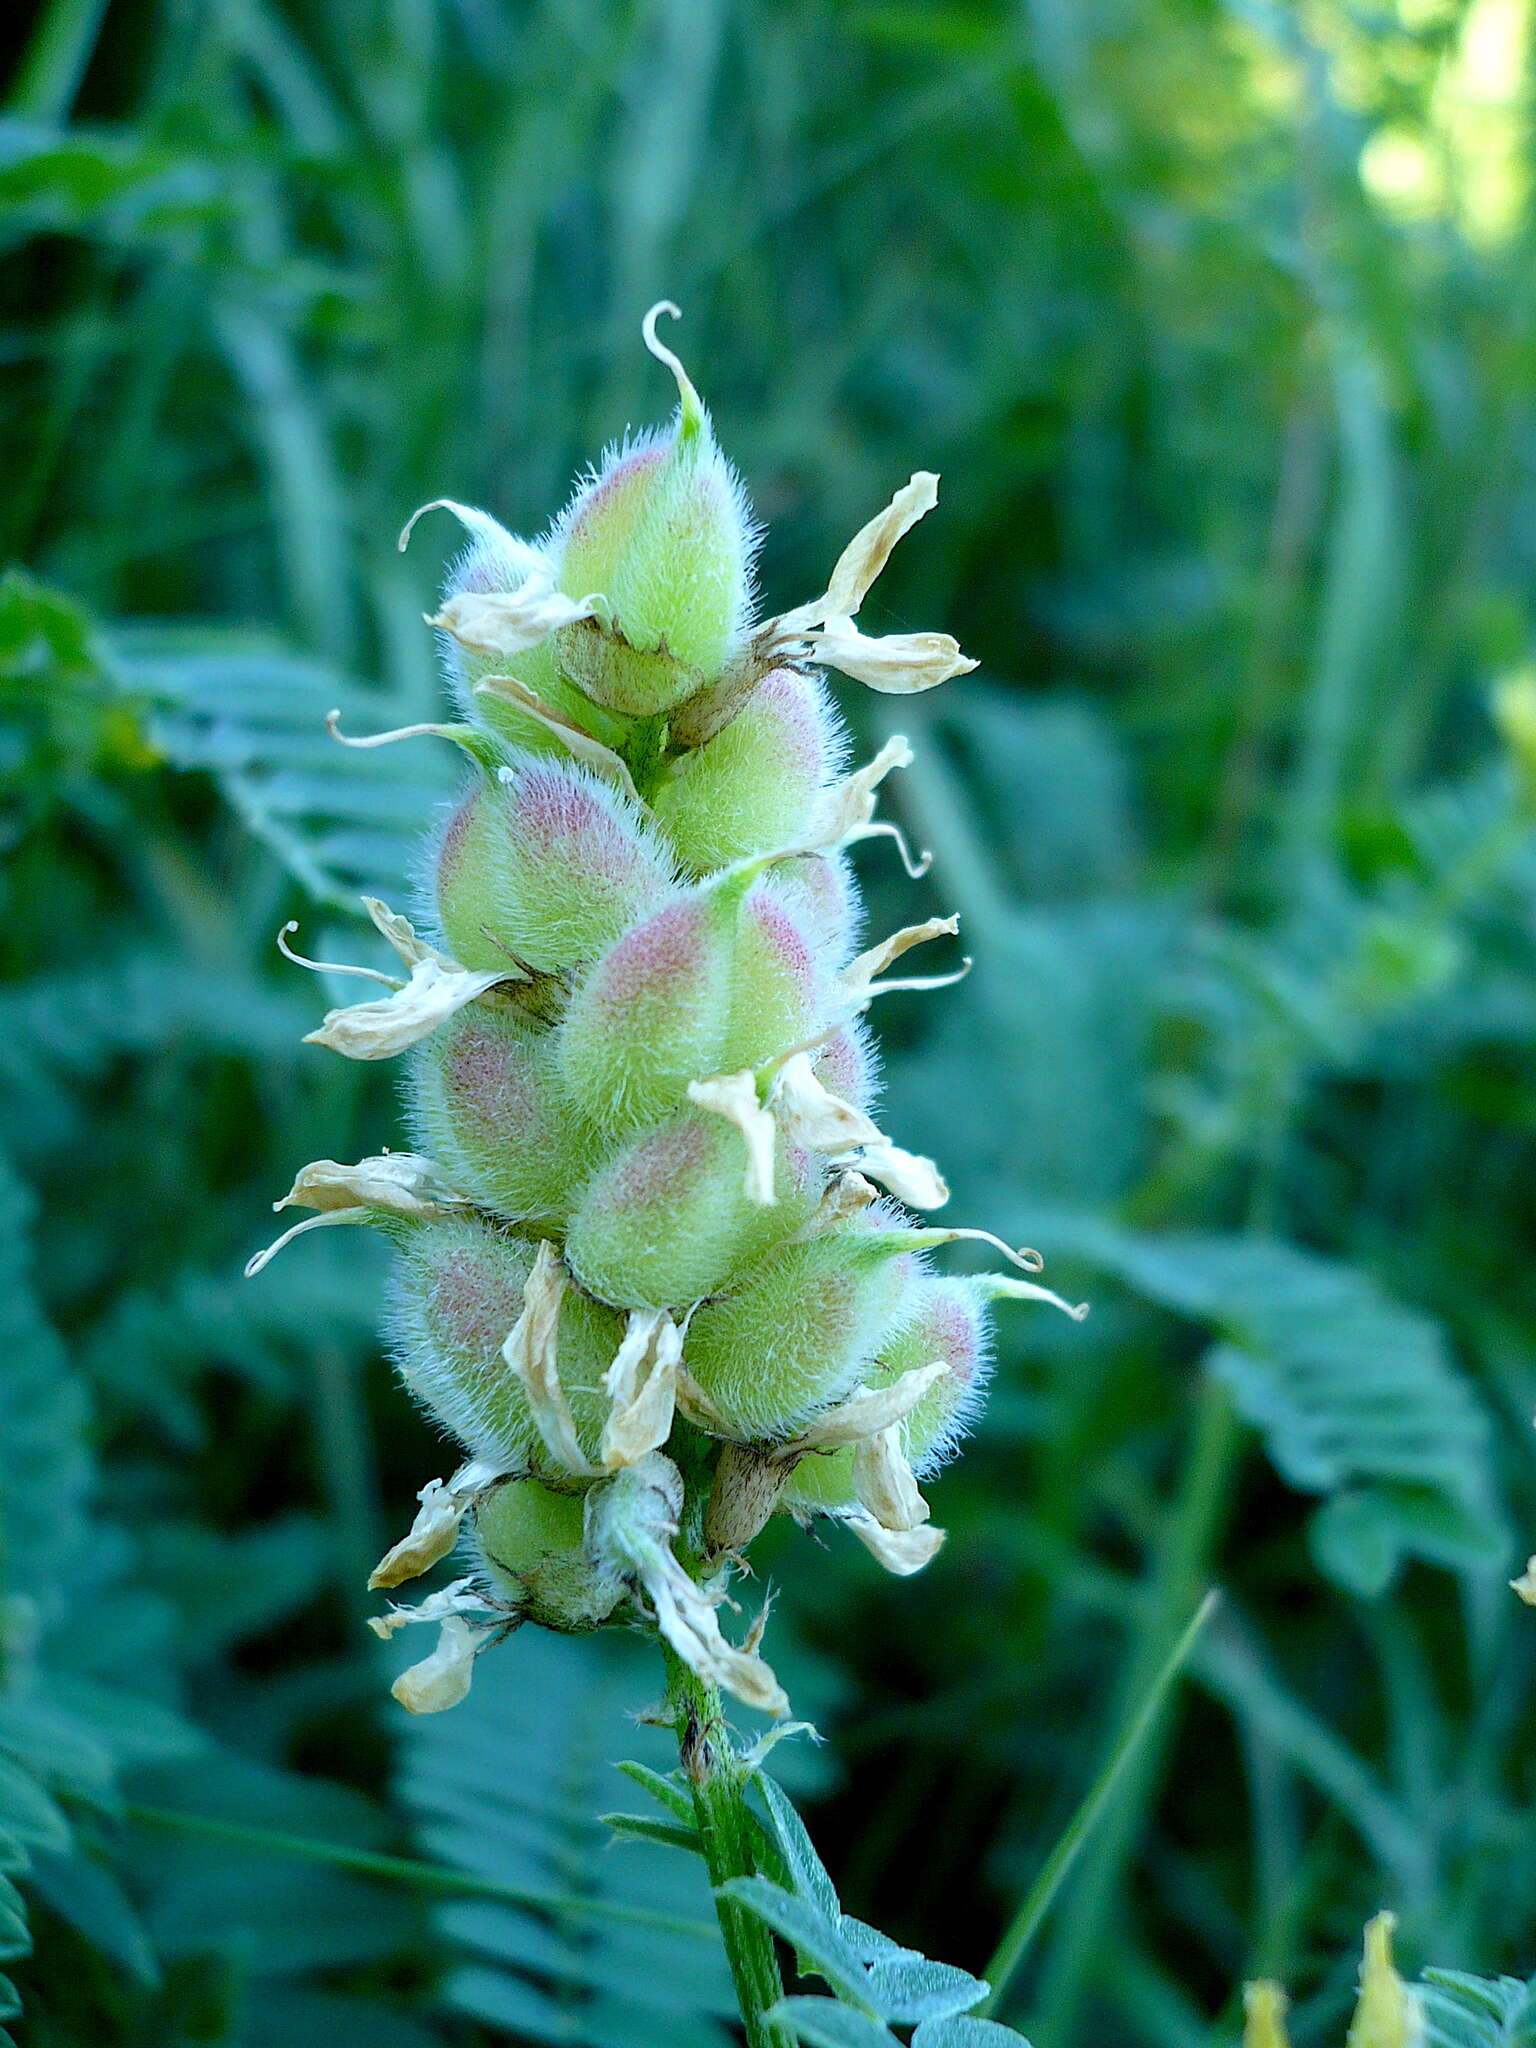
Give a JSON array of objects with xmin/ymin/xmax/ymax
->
[
  {"xmin": 977, "ymin": 1591, "xmax": 1220, "ymax": 2016},
  {"xmin": 7, "ymin": 0, "xmax": 109, "ymax": 120},
  {"xmin": 127, "ymin": 1804, "xmax": 719, "ymax": 1940}
]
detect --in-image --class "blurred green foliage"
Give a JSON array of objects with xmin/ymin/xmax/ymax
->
[{"xmin": 5, "ymin": 0, "xmax": 1536, "ymax": 2043}]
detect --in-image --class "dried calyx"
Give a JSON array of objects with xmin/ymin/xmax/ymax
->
[{"xmin": 251, "ymin": 304, "xmax": 1084, "ymax": 1721}]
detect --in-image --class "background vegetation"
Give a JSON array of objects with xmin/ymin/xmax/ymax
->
[{"xmin": 5, "ymin": 0, "xmax": 1536, "ymax": 2041}]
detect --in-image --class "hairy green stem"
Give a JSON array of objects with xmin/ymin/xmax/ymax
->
[{"xmin": 667, "ymin": 1652, "xmax": 789, "ymax": 2048}]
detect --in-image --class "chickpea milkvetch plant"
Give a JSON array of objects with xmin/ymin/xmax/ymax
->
[{"xmin": 242, "ymin": 307, "xmax": 1463, "ymax": 2048}]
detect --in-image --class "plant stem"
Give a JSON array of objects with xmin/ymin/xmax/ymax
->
[{"xmin": 667, "ymin": 1651, "xmax": 789, "ymax": 2048}]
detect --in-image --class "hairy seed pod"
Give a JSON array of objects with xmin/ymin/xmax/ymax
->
[
  {"xmin": 550, "ymin": 410, "xmax": 756, "ymax": 714},
  {"xmin": 435, "ymin": 761, "xmax": 675, "ymax": 973},
  {"xmin": 651, "ymin": 671, "xmax": 842, "ymax": 872},
  {"xmin": 385, "ymin": 1216, "xmax": 536, "ymax": 1464},
  {"xmin": 555, "ymin": 887, "xmax": 734, "ymax": 1135},
  {"xmin": 784, "ymin": 1276, "xmax": 992, "ymax": 1514},
  {"xmin": 470, "ymin": 1477, "xmax": 623, "ymax": 1630},
  {"xmin": 411, "ymin": 1000, "xmax": 601, "ymax": 1223},
  {"xmin": 438, "ymin": 535, "xmax": 619, "ymax": 755},
  {"xmin": 769, "ymin": 851, "xmax": 861, "ymax": 964},
  {"xmin": 686, "ymin": 1229, "xmax": 920, "ymax": 1442},
  {"xmin": 813, "ymin": 1019, "xmax": 879, "ymax": 1112},
  {"xmin": 564, "ymin": 1109, "xmax": 811, "ymax": 1310},
  {"xmin": 720, "ymin": 881, "xmax": 826, "ymax": 1073}
]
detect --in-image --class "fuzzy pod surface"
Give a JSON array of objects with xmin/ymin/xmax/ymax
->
[{"xmin": 258, "ymin": 307, "xmax": 1081, "ymax": 1714}]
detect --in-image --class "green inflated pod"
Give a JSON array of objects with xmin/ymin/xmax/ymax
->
[
  {"xmin": 469, "ymin": 1477, "xmax": 624, "ymax": 1631},
  {"xmin": 410, "ymin": 1000, "xmax": 601, "ymax": 1224},
  {"xmin": 719, "ymin": 879, "xmax": 828, "ymax": 1074},
  {"xmin": 547, "ymin": 351, "xmax": 758, "ymax": 715},
  {"xmin": 783, "ymin": 1276, "xmax": 992, "ymax": 1515},
  {"xmin": 684, "ymin": 1225, "xmax": 925, "ymax": 1444},
  {"xmin": 769, "ymin": 851, "xmax": 862, "ymax": 965},
  {"xmin": 555, "ymin": 883, "xmax": 736, "ymax": 1136},
  {"xmin": 650, "ymin": 670, "xmax": 844, "ymax": 873},
  {"xmin": 814, "ymin": 1018, "xmax": 879, "ymax": 1113},
  {"xmin": 384, "ymin": 1215, "xmax": 536, "ymax": 1465},
  {"xmin": 435, "ymin": 530, "xmax": 620, "ymax": 755},
  {"xmin": 563, "ymin": 1108, "xmax": 815, "ymax": 1310},
  {"xmin": 434, "ymin": 759, "xmax": 676, "ymax": 974}
]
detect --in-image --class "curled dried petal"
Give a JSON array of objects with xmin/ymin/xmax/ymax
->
[
  {"xmin": 502, "ymin": 1243, "xmax": 600, "ymax": 1478},
  {"xmin": 275, "ymin": 1153, "xmax": 463, "ymax": 1219},
  {"xmin": 687, "ymin": 1070, "xmax": 776, "ymax": 1205},
  {"xmin": 306, "ymin": 956, "xmax": 522, "ymax": 1060},
  {"xmin": 600, "ymin": 1311, "xmax": 683, "ymax": 1470},
  {"xmin": 784, "ymin": 1361, "xmax": 950, "ymax": 1454},
  {"xmin": 852, "ymin": 1422, "xmax": 930, "ymax": 1533},
  {"xmin": 842, "ymin": 1510, "xmax": 946, "ymax": 1577},
  {"xmin": 429, "ymin": 576, "xmax": 606, "ymax": 660},
  {"xmin": 810, "ymin": 620, "xmax": 977, "ymax": 696},
  {"xmin": 367, "ymin": 1576, "xmax": 487, "ymax": 1638},
  {"xmin": 841, "ymin": 917, "xmax": 960, "ymax": 1003},
  {"xmin": 390, "ymin": 1615, "xmax": 484, "ymax": 1714},
  {"xmin": 476, "ymin": 678, "xmax": 642, "ymax": 802},
  {"xmin": 369, "ymin": 1458, "xmax": 506, "ymax": 1590}
]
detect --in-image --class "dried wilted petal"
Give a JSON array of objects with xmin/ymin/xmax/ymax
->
[
  {"xmin": 429, "ymin": 576, "xmax": 606, "ymax": 660},
  {"xmin": 502, "ymin": 1242, "xmax": 600, "ymax": 1478},
  {"xmin": 1242, "ymin": 1983, "xmax": 1292, "ymax": 2048},
  {"xmin": 593, "ymin": 1455, "xmax": 788, "ymax": 1715},
  {"xmin": 391, "ymin": 1615, "xmax": 484, "ymax": 1714},
  {"xmin": 842, "ymin": 1510, "xmax": 946, "ymax": 1576},
  {"xmin": 771, "ymin": 1052, "xmax": 949, "ymax": 1210},
  {"xmin": 276, "ymin": 1153, "xmax": 463, "ymax": 1218},
  {"xmin": 766, "ymin": 474, "xmax": 977, "ymax": 695},
  {"xmin": 366, "ymin": 1576, "xmax": 488, "ymax": 1638},
  {"xmin": 801, "ymin": 735, "xmax": 912, "ymax": 854},
  {"xmin": 852, "ymin": 1423, "xmax": 930, "ymax": 1533},
  {"xmin": 785, "ymin": 1362, "xmax": 949, "ymax": 1454},
  {"xmin": 306, "ymin": 956, "xmax": 520, "ymax": 1061},
  {"xmin": 476, "ymin": 677, "xmax": 642, "ymax": 801},
  {"xmin": 600, "ymin": 1310, "xmax": 683, "ymax": 1470},
  {"xmin": 813, "ymin": 622, "xmax": 976, "ymax": 695},
  {"xmin": 844, "ymin": 917, "xmax": 958, "ymax": 990},
  {"xmin": 245, "ymin": 1152, "xmax": 465, "ymax": 1277},
  {"xmin": 687, "ymin": 1070, "xmax": 776, "ymax": 1205},
  {"xmin": 369, "ymin": 1458, "xmax": 506, "ymax": 1590}
]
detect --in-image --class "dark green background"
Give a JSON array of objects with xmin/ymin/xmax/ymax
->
[{"xmin": 5, "ymin": 1, "xmax": 1536, "ymax": 2042}]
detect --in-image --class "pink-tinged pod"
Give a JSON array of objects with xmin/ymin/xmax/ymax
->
[
  {"xmin": 411, "ymin": 1002, "xmax": 600, "ymax": 1223},
  {"xmin": 385, "ymin": 1216, "xmax": 536, "ymax": 1465},
  {"xmin": 555, "ymin": 887, "xmax": 734, "ymax": 1135},
  {"xmin": 435, "ymin": 761, "xmax": 676, "ymax": 974},
  {"xmin": 813, "ymin": 1019, "xmax": 880, "ymax": 1114},
  {"xmin": 783, "ymin": 1276, "xmax": 992, "ymax": 1514},
  {"xmin": 435, "ymin": 530, "xmax": 622, "ymax": 758},
  {"xmin": 548, "ymin": 408, "xmax": 758, "ymax": 715},
  {"xmin": 651, "ymin": 671, "xmax": 845, "ymax": 873},
  {"xmin": 685, "ymin": 1228, "xmax": 922, "ymax": 1444},
  {"xmin": 770, "ymin": 851, "xmax": 861, "ymax": 964},
  {"xmin": 719, "ymin": 880, "xmax": 827, "ymax": 1074},
  {"xmin": 564, "ymin": 1108, "xmax": 813, "ymax": 1310},
  {"xmin": 469, "ymin": 1477, "xmax": 622, "ymax": 1631}
]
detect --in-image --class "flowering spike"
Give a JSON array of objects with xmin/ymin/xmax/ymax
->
[{"xmin": 266, "ymin": 314, "xmax": 1080, "ymax": 1721}]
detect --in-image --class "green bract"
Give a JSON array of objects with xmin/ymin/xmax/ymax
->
[{"xmin": 253, "ymin": 305, "xmax": 1081, "ymax": 1721}]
